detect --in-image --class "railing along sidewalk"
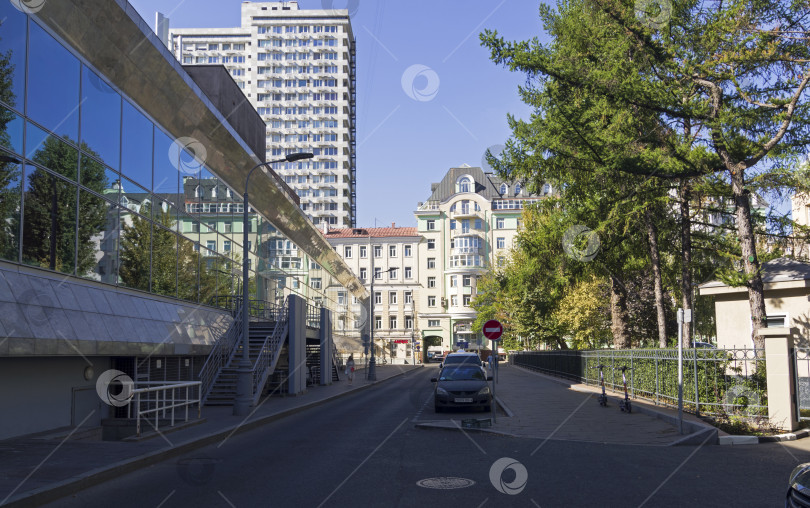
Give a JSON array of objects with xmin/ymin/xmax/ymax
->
[
  {"xmin": 127, "ymin": 381, "xmax": 202, "ymax": 437},
  {"xmin": 513, "ymin": 347, "xmax": 766, "ymax": 418}
]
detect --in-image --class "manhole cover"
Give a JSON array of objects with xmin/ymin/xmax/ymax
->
[{"xmin": 416, "ymin": 477, "xmax": 476, "ymax": 490}]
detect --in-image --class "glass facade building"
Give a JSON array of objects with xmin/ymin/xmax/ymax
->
[{"xmin": 0, "ymin": 3, "xmax": 358, "ymax": 315}]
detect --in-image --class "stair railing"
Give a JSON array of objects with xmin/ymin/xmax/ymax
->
[
  {"xmin": 251, "ymin": 297, "xmax": 289, "ymax": 405},
  {"xmin": 199, "ymin": 300, "xmax": 244, "ymax": 404}
]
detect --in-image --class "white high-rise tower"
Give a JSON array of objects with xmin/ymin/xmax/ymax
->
[{"xmin": 170, "ymin": 1, "xmax": 357, "ymax": 227}]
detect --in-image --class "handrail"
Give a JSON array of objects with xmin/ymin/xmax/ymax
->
[
  {"xmin": 306, "ymin": 302, "xmax": 321, "ymax": 328},
  {"xmin": 199, "ymin": 302, "xmax": 243, "ymax": 404},
  {"xmin": 251, "ymin": 297, "xmax": 289, "ymax": 405},
  {"xmin": 127, "ymin": 381, "xmax": 202, "ymax": 437}
]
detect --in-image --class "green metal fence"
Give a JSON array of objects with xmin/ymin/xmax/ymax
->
[{"xmin": 512, "ymin": 348, "xmax": 766, "ymax": 417}]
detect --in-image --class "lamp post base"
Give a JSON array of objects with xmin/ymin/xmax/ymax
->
[
  {"xmin": 368, "ymin": 357, "xmax": 377, "ymax": 381},
  {"xmin": 232, "ymin": 360, "xmax": 253, "ymax": 416}
]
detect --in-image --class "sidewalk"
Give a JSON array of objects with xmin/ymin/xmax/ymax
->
[
  {"xmin": 418, "ymin": 364, "xmax": 716, "ymax": 446},
  {"xmin": 0, "ymin": 364, "xmax": 420, "ymax": 507}
]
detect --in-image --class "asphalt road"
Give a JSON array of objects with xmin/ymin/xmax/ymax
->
[{"xmin": 45, "ymin": 366, "xmax": 810, "ymax": 507}]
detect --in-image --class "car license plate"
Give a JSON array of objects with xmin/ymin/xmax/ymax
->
[{"xmin": 454, "ymin": 397, "xmax": 473, "ymax": 403}]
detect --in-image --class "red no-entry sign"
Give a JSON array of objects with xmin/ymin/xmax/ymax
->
[{"xmin": 483, "ymin": 319, "xmax": 503, "ymax": 341}]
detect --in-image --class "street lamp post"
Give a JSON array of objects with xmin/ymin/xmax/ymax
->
[
  {"xmin": 233, "ymin": 152, "xmax": 312, "ymax": 416},
  {"xmin": 368, "ymin": 264, "xmax": 396, "ymax": 382}
]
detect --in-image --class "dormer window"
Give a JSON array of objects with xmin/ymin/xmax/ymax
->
[
  {"xmin": 543, "ymin": 183, "xmax": 551, "ymax": 195},
  {"xmin": 514, "ymin": 183, "xmax": 521, "ymax": 196},
  {"xmin": 194, "ymin": 186, "xmax": 201, "ymax": 198},
  {"xmin": 459, "ymin": 177, "xmax": 471, "ymax": 193},
  {"xmin": 211, "ymin": 186, "xmax": 217, "ymax": 199},
  {"xmin": 500, "ymin": 183, "xmax": 507, "ymax": 195}
]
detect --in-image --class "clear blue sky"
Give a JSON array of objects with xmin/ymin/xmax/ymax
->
[{"xmin": 128, "ymin": 0, "xmax": 548, "ymax": 228}]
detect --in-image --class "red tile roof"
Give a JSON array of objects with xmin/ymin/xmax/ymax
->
[{"xmin": 324, "ymin": 227, "xmax": 419, "ymax": 239}]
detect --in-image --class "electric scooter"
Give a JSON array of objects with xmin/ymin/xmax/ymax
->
[
  {"xmin": 596, "ymin": 364, "xmax": 608, "ymax": 407},
  {"xmin": 618, "ymin": 365, "xmax": 632, "ymax": 413}
]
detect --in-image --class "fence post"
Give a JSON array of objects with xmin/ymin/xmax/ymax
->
[
  {"xmin": 694, "ymin": 349, "xmax": 700, "ymax": 417},
  {"xmin": 630, "ymin": 353, "xmax": 635, "ymax": 399},
  {"xmin": 762, "ymin": 328, "xmax": 798, "ymax": 431},
  {"xmin": 655, "ymin": 356, "xmax": 659, "ymax": 406}
]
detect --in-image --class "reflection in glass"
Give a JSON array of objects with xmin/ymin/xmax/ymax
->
[
  {"xmin": 150, "ymin": 214, "xmax": 178, "ymax": 298},
  {"xmin": 118, "ymin": 205, "xmax": 151, "ymax": 292},
  {"xmin": 81, "ymin": 66, "xmax": 121, "ymax": 169},
  {"xmin": 80, "ymin": 189, "xmax": 119, "ymax": 283},
  {"xmin": 0, "ymin": 106, "xmax": 23, "ymax": 155},
  {"xmin": 0, "ymin": 158, "xmax": 22, "ymax": 262},
  {"xmin": 153, "ymin": 129, "xmax": 177, "ymax": 196},
  {"xmin": 121, "ymin": 100, "xmax": 153, "ymax": 190},
  {"xmin": 27, "ymin": 22, "xmax": 80, "ymax": 140},
  {"xmin": 21, "ymin": 167, "xmax": 78, "ymax": 274},
  {"xmin": 177, "ymin": 235, "xmax": 199, "ymax": 302},
  {"xmin": 0, "ymin": 3, "xmax": 27, "ymax": 110},
  {"xmin": 25, "ymin": 122, "xmax": 79, "ymax": 181}
]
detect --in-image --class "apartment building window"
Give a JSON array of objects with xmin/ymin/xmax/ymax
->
[
  {"xmin": 311, "ymin": 278, "xmax": 322, "ymax": 289},
  {"xmin": 497, "ymin": 256, "xmax": 506, "ymax": 267},
  {"xmin": 404, "ymin": 245, "xmax": 412, "ymax": 257},
  {"xmin": 375, "ymin": 316, "xmax": 382, "ymax": 329},
  {"xmin": 223, "ymin": 240, "xmax": 231, "ymax": 253},
  {"xmin": 463, "ymin": 295, "xmax": 471, "ymax": 306},
  {"xmin": 389, "ymin": 245, "xmax": 397, "ymax": 257},
  {"xmin": 206, "ymin": 240, "xmax": 216, "ymax": 253},
  {"xmin": 359, "ymin": 267, "xmax": 367, "ymax": 281},
  {"xmin": 405, "ymin": 316, "xmax": 413, "ymax": 329},
  {"xmin": 389, "ymin": 316, "xmax": 397, "ymax": 329},
  {"xmin": 496, "ymin": 218, "xmax": 505, "ymax": 229},
  {"xmin": 427, "ymin": 258, "xmax": 436, "ymax": 269},
  {"xmin": 427, "ymin": 239, "xmax": 435, "ymax": 250},
  {"xmin": 374, "ymin": 245, "xmax": 382, "ymax": 257},
  {"xmin": 404, "ymin": 291, "xmax": 412, "ymax": 304},
  {"xmin": 426, "ymin": 220, "xmax": 436, "ymax": 230},
  {"xmin": 388, "ymin": 268, "xmax": 398, "ymax": 279},
  {"xmin": 374, "ymin": 268, "xmax": 382, "ymax": 280},
  {"xmin": 463, "ymin": 275, "xmax": 472, "ymax": 287},
  {"xmin": 428, "ymin": 296, "xmax": 436, "ymax": 307},
  {"xmin": 450, "ymin": 275, "xmax": 457, "ymax": 287},
  {"xmin": 337, "ymin": 291, "xmax": 346, "ymax": 305},
  {"xmin": 344, "ymin": 246, "xmax": 352, "ymax": 258},
  {"xmin": 427, "ymin": 277, "xmax": 436, "ymax": 288},
  {"xmin": 497, "ymin": 237, "xmax": 505, "ymax": 249},
  {"xmin": 451, "ymin": 295, "xmax": 458, "ymax": 307},
  {"xmin": 360, "ymin": 245, "xmax": 367, "ymax": 258},
  {"xmin": 223, "ymin": 221, "xmax": 232, "ymax": 233},
  {"xmin": 404, "ymin": 267, "xmax": 412, "ymax": 279},
  {"xmin": 428, "ymin": 319, "xmax": 440, "ymax": 327},
  {"xmin": 389, "ymin": 292, "xmax": 397, "ymax": 305},
  {"xmin": 374, "ymin": 292, "xmax": 382, "ymax": 304}
]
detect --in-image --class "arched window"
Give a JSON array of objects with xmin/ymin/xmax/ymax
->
[
  {"xmin": 194, "ymin": 186, "xmax": 201, "ymax": 198},
  {"xmin": 500, "ymin": 183, "xmax": 507, "ymax": 195},
  {"xmin": 514, "ymin": 183, "xmax": 521, "ymax": 196},
  {"xmin": 543, "ymin": 183, "xmax": 551, "ymax": 195},
  {"xmin": 459, "ymin": 177, "xmax": 471, "ymax": 193},
  {"xmin": 211, "ymin": 186, "xmax": 217, "ymax": 199}
]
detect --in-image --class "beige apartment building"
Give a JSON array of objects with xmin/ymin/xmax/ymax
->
[
  {"xmin": 323, "ymin": 227, "xmax": 422, "ymax": 364},
  {"xmin": 415, "ymin": 164, "xmax": 545, "ymax": 354}
]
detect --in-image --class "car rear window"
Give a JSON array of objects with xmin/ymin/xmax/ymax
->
[{"xmin": 444, "ymin": 355, "xmax": 479, "ymax": 364}]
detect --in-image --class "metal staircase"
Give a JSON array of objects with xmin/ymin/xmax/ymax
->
[{"xmin": 200, "ymin": 299, "xmax": 289, "ymax": 407}]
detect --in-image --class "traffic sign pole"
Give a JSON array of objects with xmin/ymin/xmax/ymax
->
[{"xmin": 482, "ymin": 319, "xmax": 503, "ymax": 423}]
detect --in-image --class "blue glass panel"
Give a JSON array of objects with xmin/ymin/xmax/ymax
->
[
  {"xmin": 80, "ymin": 66, "xmax": 121, "ymax": 169},
  {"xmin": 0, "ymin": 105, "xmax": 23, "ymax": 155},
  {"xmin": 27, "ymin": 22, "xmax": 79, "ymax": 140},
  {"xmin": 0, "ymin": 156, "xmax": 22, "ymax": 262},
  {"xmin": 21, "ymin": 165, "xmax": 77, "ymax": 274},
  {"xmin": 0, "ymin": 3, "xmax": 27, "ymax": 111},
  {"xmin": 26, "ymin": 122, "xmax": 78, "ymax": 181},
  {"xmin": 79, "ymin": 153, "xmax": 113, "ymax": 196},
  {"xmin": 121, "ymin": 100, "xmax": 153, "ymax": 191},
  {"xmin": 153, "ymin": 128, "xmax": 178, "ymax": 197},
  {"xmin": 77, "ymin": 188, "xmax": 118, "ymax": 282}
]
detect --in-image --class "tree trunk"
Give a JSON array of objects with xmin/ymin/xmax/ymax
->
[
  {"xmin": 610, "ymin": 276, "xmax": 631, "ymax": 349},
  {"xmin": 730, "ymin": 170, "xmax": 767, "ymax": 349},
  {"xmin": 645, "ymin": 207, "xmax": 667, "ymax": 348},
  {"xmin": 679, "ymin": 179, "xmax": 693, "ymax": 348}
]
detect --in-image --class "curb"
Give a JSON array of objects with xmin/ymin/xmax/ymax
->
[
  {"xmin": 4, "ymin": 367, "xmax": 420, "ymax": 508},
  {"xmin": 719, "ymin": 428, "xmax": 810, "ymax": 445}
]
